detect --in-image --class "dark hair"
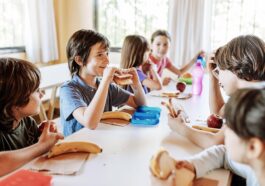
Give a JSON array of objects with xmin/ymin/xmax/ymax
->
[
  {"xmin": 224, "ymin": 88, "xmax": 265, "ymax": 140},
  {"xmin": 0, "ymin": 58, "xmax": 40, "ymax": 131},
  {"xmin": 215, "ymin": 35, "xmax": 265, "ymax": 81},
  {"xmin": 151, "ymin": 30, "xmax": 171, "ymax": 43},
  {"xmin": 66, "ymin": 29, "xmax": 110, "ymax": 77},
  {"xmin": 120, "ymin": 35, "xmax": 149, "ymax": 69}
]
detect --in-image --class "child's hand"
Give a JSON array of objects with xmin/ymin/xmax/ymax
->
[
  {"xmin": 102, "ymin": 66, "xmax": 119, "ymax": 83},
  {"xmin": 207, "ymin": 51, "xmax": 218, "ymax": 79},
  {"xmin": 38, "ymin": 122, "xmax": 64, "ymax": 151},
  {"xmin": 175, "ymin": 160, "xmax": 195, "ymax": 173},
  {"xmin": 141, "ymin": 61, "xmax": 152, "ymax": 74},
  {"xmin": 38, "ymin": 120, "xmax": 57, "ymax": 133},
  {"xmin": 122, "ymin": 67, "xmax": 141, "ymax": 87},
  {"xmin": 167, "ymin": 113, "xmax": 186, "ymax": 132},
  {"xmin": 150, "ymin": 159, "xmax": 195, "ymax": 186},
  {"xmin": 162, "ymin": 77, "xmax": 171, "ymax": 86}
]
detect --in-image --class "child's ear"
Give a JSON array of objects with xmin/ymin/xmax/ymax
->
[
  {"xmin": 246, "ymin": 137, "xmax": 264, "ymax": 159},
  {"xmin": 74, "ymin": 56, "xmax": 83, "ymax": 66}
]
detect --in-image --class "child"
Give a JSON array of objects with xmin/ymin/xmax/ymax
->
[
  {"xmin": 120, "ymin": 35, "xmax": 162, "ymax": 93},
  {"xmin": 0, "ymin": 58, "xmax": 63, "ymax": 176},
  {"xmin": 168, "ymin": 35, "xmax": 265, "ymax": 148},
  {"xmin": 153, "ymin": 88, "xmax": 265, "ymax": 186},
  {"xmin": 60, "ymin": 29, "xmax": 147, "ymax": 136},
  {"xmin": 149, "ymin": 30, "xmax": 204, "ymax": 85}
]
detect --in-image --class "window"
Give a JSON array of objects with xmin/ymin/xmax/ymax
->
[
  {"xmin": 0, "ymin": 0, "xmax": 25, "ymax": 53},
  {"xmin": 96, "ymin": 0, "xmax": 169, "ymax": 48},
  {"xmin": 211, "ymin": 0, "xmax": 265, "ymax": 50}
]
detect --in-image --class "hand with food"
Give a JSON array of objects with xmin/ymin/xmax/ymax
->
[
  {"xmin": 150, "ymin": 149, "xmax": 195, "ymax": 186},
  {"xmin": 168, "ymin": 113, "xmax": 187, "ymax": 133},
  {"xmin": 102, "ymin": 66, "xmax": 119, "ymax": 84},
  {"xmin": 121, "ymin": 68, "xmax": 141, "ymax": 88},
  {"xmin": 162, "ymin": 77, "xmax": 171, "ymax": 86},
  {"xmin": 113, "ymin": 73, "xmax": 133, "ymax": 86}
]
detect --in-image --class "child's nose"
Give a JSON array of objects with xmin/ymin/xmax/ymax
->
[{"xmin": 104, "ymin": 56, "xmax": 110, "ymax": 65}]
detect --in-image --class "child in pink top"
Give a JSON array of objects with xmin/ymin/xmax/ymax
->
[{"xmin": 149, "ymin": 30, "xmax": 204, "ymax": 85}]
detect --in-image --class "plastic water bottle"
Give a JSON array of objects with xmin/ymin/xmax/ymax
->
[
  {"xmin": 192, "ymin": 62, "xmax": 204, "ymax": 95},
  {"xmin": 197, "ymin": 56, "xmax": 206, "ymax": 68}
]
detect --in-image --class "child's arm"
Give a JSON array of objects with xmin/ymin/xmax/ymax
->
[
  {"xmin": 168, "ymin": 114, "xmax": 224, "ymax": 148},
  {"xmin": 191, "ymin": 144, "xmax": 254, "ymax": 183},
  {"xmin": 123, "ymin": 68, "xmax": 147, "ymax": 108},
  {"xmin": 142, "ymin": 65, "xmax": 162, "ymax": 90},
  {"xmin": 188, "ymin": 145, "xmax": 226, "ymax": 178},
  {"xmin": 0, "ymin": 123, "xmax": 63, "ymax": 176},
  {"xmin": 167, "ymin": 51, "xmax": 205, "ymax": 76},
  {"xmin": 207, "ymin": 52, "xmax": 225, "ymax": 116},
  {"xmin": 72, "ymin": 67, "xmax": 117, "ymax": 129}
]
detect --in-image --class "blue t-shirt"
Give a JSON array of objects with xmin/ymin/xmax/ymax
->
[
  {"xmin": 127, "ymin": 68, "xmax": 148, "ymax": 94},
  {"xmin": 60, "ymin": 74, "xmax": 131, "ymax": 136}
]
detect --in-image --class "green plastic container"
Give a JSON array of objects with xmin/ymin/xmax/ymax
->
[{"xmin": 178, "ymin": 77, "xmax": 192, "ymax": 85}]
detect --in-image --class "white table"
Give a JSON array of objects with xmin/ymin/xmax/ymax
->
[{"xmin": 48, "ymin": 76, "xmax": 231, "ymax": 186}]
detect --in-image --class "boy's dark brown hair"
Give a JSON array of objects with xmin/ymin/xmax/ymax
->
[
  {"xmin": 66, "ymin": 29, "xmax": 110, "ymax": 77},
  {"xmin": 225, "ymin": 88, "xmax": 265, "ymax": 140},
  {"xmin": 151, "ymin": 30, "xmax": 171, "ymax": 43},
  {"xmin": 215, "ymin": 35, "xmax": 265, "ymax": 81},
  {"xmin": 120, "ymin": 35, "xmax": 149, "ymax": 69},
  {"xmin": 0, "ymin": 58, "xmax": 40, "ymax": 131}
]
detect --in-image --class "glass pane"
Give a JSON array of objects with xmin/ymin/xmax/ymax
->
[
  {"xmin": 0, "ymin": 0, "xmax": 24, "ymax": 48},
  {"xmin": 97, "ymin": 0, "xmax": 169, "ymax": 47},
  {"xmin": 211, "ymin": 0, "xmax": 265, "ymax": 50}
]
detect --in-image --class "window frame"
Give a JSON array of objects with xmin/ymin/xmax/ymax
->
[
  {"xmin": 0, "ymin": 0, "xmax": 26, "ymax": 55},
  {"xmin": 94, "ymin": 0, "xmax": 169, "ymax": 51},
  {"xmin": 0, "ymin": 46, "xmax": 25, "ymax": 55},
  {"xmin": 94, "ymin": 0, "xmax": 121, "ymax": 52}
]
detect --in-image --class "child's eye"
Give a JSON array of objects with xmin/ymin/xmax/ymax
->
[{"xmin": 97, "ymin": 51, "xmax": 108, "ymax": 57}]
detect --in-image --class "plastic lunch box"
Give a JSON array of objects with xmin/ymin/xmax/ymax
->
[{"xmin": 131, "ymin": 106, "xmax": 161, "ymax": 126}]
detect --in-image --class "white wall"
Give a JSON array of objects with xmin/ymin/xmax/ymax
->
[{"xmin": 109, "ymin": 52, "xmax": 121, "ymax": 67}]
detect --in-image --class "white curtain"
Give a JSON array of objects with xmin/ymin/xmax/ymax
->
[
  {"xmin": 168, "ymin": 0, "xmax": 212, "ymax": 67},
  {"xmin": 24, "ymin": 0, "xmax": 58, "ymax": 63}
]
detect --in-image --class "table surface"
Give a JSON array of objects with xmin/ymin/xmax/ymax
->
[{"xmin": 33, "ymin": 75, "xmax": 231, "ymax": 186}]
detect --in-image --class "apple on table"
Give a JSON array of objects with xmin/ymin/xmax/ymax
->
[
  {"xmin": 176, "ymin": 81, "xmax": 186, "ymax": 92},
  {"xmin": 207, "ymin": 114, "xmax": 223, "ymax": 129}
]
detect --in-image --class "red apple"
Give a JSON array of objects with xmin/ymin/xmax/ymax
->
[
  {"xmin": 207, "ymin": 114, "xmax": 223, "ymax": 129},
  {"xmin": 141, "ymin": 62, "xmax": 151, "ymax": 74},
  {"xmin": 176, "ymin": 81, "xmax": 186, "ymax": 92}
]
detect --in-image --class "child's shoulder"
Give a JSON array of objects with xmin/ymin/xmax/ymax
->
[
  {"xmin": 61, "ymin": 76, "xmax": 84, "ymax": 91},
  {"xmin": 20, "ymin": 117, "xmax": 38, "ymax": 130}
]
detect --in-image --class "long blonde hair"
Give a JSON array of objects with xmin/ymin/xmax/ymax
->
[{"xmin": 120, "ymin": 35, "xmax": 149, "ymax": 69}]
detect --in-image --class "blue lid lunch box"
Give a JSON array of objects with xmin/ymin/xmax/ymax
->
[{"xmin": 131, "ymin": 106, "xmax": 161, "ymax": 126}]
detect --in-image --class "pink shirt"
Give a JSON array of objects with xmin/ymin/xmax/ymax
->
[{"xmin": 149, "ymin": 54, "xmax": 172, "ymax": 77}]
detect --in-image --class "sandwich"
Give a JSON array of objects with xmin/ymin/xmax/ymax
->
[{"xmin": 113, "ymin": 73, "xmax": 133, "ymax": 85}]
